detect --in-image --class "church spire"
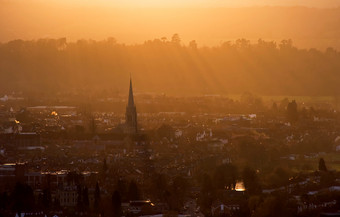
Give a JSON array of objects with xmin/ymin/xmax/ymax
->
[
  {"xmin": 128, "ymin": 77, "xmax": 135, "ymax": 107},
  {"xmin": 125, "ymin": 76, "xmax": 138, "ymax": 134}
]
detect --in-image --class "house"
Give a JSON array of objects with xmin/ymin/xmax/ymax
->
[
  {"xmin": 211, "ymin": 203, "xmax": 240, "ymax": 216},
  {"xmin": 128, "ymin": 200, "xmax": 156, "ymax": 215}
]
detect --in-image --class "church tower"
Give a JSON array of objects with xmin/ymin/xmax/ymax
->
[{"xmin": 125, "ymin": 78, "xmax": 138, "ymax": 134}]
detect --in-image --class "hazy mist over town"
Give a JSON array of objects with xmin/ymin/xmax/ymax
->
[{"xmin": 1, "ymin": 0, "xmax": 340, "ymax": 217}]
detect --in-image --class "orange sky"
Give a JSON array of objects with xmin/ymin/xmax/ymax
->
[
  {"xmin": 9, "ymin": 0, "xmax": 340, "ymax": 7},
  {"xmin": 1, "ymin": 0, "xmax": 340, "ymax": 49}
]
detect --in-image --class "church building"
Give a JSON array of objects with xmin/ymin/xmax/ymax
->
[{"xmin": 124, "ymin": 78, "xmax": 138, "ymax": 134}]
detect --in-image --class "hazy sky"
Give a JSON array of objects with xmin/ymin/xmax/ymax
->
[
  {"xmin": 12, "ymin": 0, "xmax": 340, "ymax": 7},
  {"xmin": 1, "ymin": 0, "xmax": 340, "ymax": 49}
]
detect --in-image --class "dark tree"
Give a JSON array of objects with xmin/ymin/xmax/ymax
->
[
  {"xmin": 127, "ymin": 180, "xmax": 140, "ymax": 201},
  {"xmin": 279, "ymin": 98, "xmax": 289, "ymax": 111},
  {"xmin": 112, "ymin": 190, "xmax": 122, "ymax": 217},
  {"xmin": 171, "ymin": 34, "xmax": 181, "ymax": 45},
  {"xmin": 213, "ymin": 164, "xmax": 238, "ymax": 190},
  {"xmin": 77, "ymin": 185, "xmax": 83, "ymax": 210},
  {"xmin": 157, "ymin": 124, "xmax": 175, "ymax": 139},
  {"xmin": 116, "ymin": 179, "xmax": 127, "ymax": 202},
  {"xmin": 189, "ymin": 40, "xmax": 197, "ymax": 49},
  {"xmin": 226, "ymin": 164, "xmax": 238, "ymax": 189},
  {"xmin": 83, "ymin": 187, "xmax": 89, "ymax": 209},
  {"xmin": 240, "ymin": 92, "xmax": 263, "ymax": 110},
  {"xmin": 287, "ymin": 100, "xmax": 298, "ymax": 123},
  {"xmin": 42, "ymin": 188, "xmax": 52, "ymax": 209},
  {"xmin": 213, "ymin": 166, "xmax": 226, "ymax": 189},
  {"xmin": 94, "ymin": 182, "xmax": 101, "ymax": 212},
  {"xmin": 319, "ymin": 158, "xmax": 328, "ymax": 171},
  {"xmin": 12, "ymin": 183, "xmax": 34, "ymax": 212},
  {"xmin": 172, "ymin": 176, "xmax": 188, "ymax": 197},
  {"xmin": 152, "ymin": 173, "xmax": 168, "ymax": 201},
  {"xmin": 0, "ymin": 192, "xmax": 8, "ymax": 210},
  {"xmin": 242, "ymin": 167, "xmax": 260, "ymax": 194},
  {"xmin": 103, "ymin": 158, "xmax": 108, "ymax": 174},
  {"xmin": 201, "ymin": 173, "xmax": 213, "ymax": 194},
  {"xmin": 199, "ymin": 174, "xmax": 215, "ymax": 215},
  {"xmin": 272, "ymin": 102, "xmax": 278, "ymax": 112},
  {"xmin": 170, "ymin": 175, "xmax": 188, "ymax": 210}
]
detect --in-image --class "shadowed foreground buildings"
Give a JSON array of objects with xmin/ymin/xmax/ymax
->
[{"xmin": 2, "ymin": 85, "xmax": 340, "ymax": 217}]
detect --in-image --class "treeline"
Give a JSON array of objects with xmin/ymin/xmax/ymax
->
[{"xmin": 1, "ymin": 36, "xmax": 340, "ymax": 96}]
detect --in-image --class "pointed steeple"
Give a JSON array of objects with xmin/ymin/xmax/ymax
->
[
  {"xmin": 125, "ymin": 76, "xmax": 138, "ymax": 134},
  {"xmin": 128, "ymin": 77, "xmax": 135, "ymax": 107}
]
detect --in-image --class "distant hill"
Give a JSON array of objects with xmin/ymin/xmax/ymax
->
[{"xmin": 0, "ymin": 38, "xmax": 339, "ymax": 96}]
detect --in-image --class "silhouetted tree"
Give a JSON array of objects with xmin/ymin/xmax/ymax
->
[
  {"xmin": 199, "ymin": 174, "xmax": 214, "ymax": 215},
  {"xmin": 201, "ymin": 173, "xmax": 213, "ymax": 194},
  {"xmin": 152, "ymin": 173, "xmax": 168, "ymax": 201},
  {"xmin": 319, "ymin": 158, "xmax": 327, "ymax": 171},
  {"xmin": 171, "ymin": 176, "xmax": 188, "ymax": 209},
  {"xmin": 171, "ymin": 34, "xmax": 181, "ymax": 45},
  {"xmin": 77, "ymin": 185, "xmax": 83, "ymax": 210},
  {"xmin": 103, "ymin": 158, "xmax": 108, "ymax": 174},
  {"xmin": 12, "ymin": 183, "xmax": 34, "ymax": 212},
  {"xmin": 0, "ymin": 192, "xmax": 8, "ymax": 210},
  {"xmin": 240, "ymin": 92, "xmax": 263, "ymax": 110},
  {"xmin": 83, "ymin": 187, "xmax": 89, "ymax": 210},
  {"xmin": 116, "ymin": 179, "xmax": 127, "ymax": 202},
  {"xmin": 287, "ymin": 100, "xmax": 298, "ymax": 123},
  {"xmin": 157, "ymin": 124, "xmax": 175, "ymax": 139},
  {"xmin": 94, "ymin": 182, "xmax": 101, "ymax": 212},
  {"xmin": 272, "ymin": 102, "xmax": 278, "ymax": 112},
  {"xmin": 189, "ymin": 40, "xmax": 197, "ymax": 49},
  {"xmin": 279, "ymin": 39, "xmax": 293, "ymax": 50},
  {"xmin": 213, "ymin": 163, "xmax": 238, "ymax": 190},
  {"xmin": 112, "ymin": 190, "xmax": 122, "ymax": 217},
  {"xmin": 277, "ymin": 98, "xmax": 287, "ymax": 110},
  {"xmin": 267, "ymin": 167, "xmax": 290, "ymax": 188},
  {"xmin": 161, "ymin": 37, "xmax": 167, "ymax": 42},
  {"xmin": 128, "ymin": 180, "xmax": 140, "ymax": 201},
  {"xmin": 243, "ymin": 167, "xmax": 260, "ymax": 194},
  {"xmin": 42, "ymin": 188, "xmax": 51, "ymax": 209}
]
